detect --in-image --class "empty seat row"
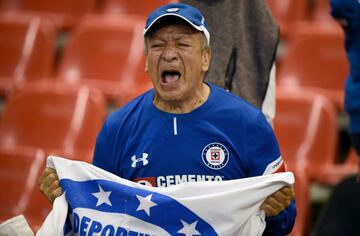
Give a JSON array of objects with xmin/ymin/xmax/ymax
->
[
  {"xmin": 0, "ymin": 14, "xmax": 152, "ymax": 104},
  {"xmin": 0, "ymin": 81, "xmax": 106, "ymax": 160},
  {"xmin": 0, "ymin": 0, "xmax": 336, "ymax": 35},
  {"xmin": 277, "ymin": 21, "xmax": 348, "ymax": 110},
  {"xmin": 0, "ymin": 0, "xmax": 175, "ymax": 29},
  {"xmin": 275, "ymin": 87, "xmax": 357, "ymax": 184},
  {"xmin": 0, "ymin": 13, "xmax": 349, "ymax": 109},
  {"xmin": 0, "ymin": 14, "xmax": 55, "ymax": 97},
  {"xmin": 268, "ymin": 0, "xmax": 338, "ymax": 38}
]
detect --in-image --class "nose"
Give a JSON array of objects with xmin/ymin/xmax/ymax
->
[{"xmin": 161, "ymin": 45, "xmax": 178, "ymax": 62}]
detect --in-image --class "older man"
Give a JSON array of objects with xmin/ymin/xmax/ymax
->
[{"xmin": 40, "ymin": 3, "xmax": 296, "ymax": 235}]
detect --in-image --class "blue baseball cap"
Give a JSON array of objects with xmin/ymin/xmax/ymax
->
[{"xmin": 144, "ymin": 3, "xmax": 210, "ymax": 45}]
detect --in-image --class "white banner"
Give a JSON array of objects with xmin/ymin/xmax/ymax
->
[{"xmin": 37, "ymin": 156, "xmax": 294, "ymax": 236}]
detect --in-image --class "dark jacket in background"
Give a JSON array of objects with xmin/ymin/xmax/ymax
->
[{"xmin": 180, "ymin": 0, "xmax": 279, "ymax": 108}]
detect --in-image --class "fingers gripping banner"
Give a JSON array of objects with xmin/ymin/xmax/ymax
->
[{"xmin": 37, "ymin": 156, "xmax": 294, "ymax": 236}]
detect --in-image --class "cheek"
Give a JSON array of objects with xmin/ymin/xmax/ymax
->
[{"xmin": 146, "ymin": 57, "xmax": 157, "ymax": 74}]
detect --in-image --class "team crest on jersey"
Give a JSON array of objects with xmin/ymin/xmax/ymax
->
[{"xmin": 202, "ymin": 142, "xmax": 229, "ymax": 170}]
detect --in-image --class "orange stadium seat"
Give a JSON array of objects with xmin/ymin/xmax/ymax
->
[
  {"xmin": 0, "ymin": 81, "xmax": 106, "ymax": 161},
  {"xmin": 277, "ymin": 22, "xmax": 348, "ymax": 110},
  {"xmin": 314, "ymin": 148, "xmax": 359, "ymax": 185},
  {"xmin": 312, "ymin": 0, "xmax": 334, "ymax": 22},
  {"xmin": 57, "ymin": 15, "xmax": 152, "ymax": 104},
  {"xmin": 0, "ymin": 14, "xmax": 55, "ymax": 97},
  {"xmin": 0, "ymin": 146, "xmax": 50, "ymax": 231},
  {"xmin": 267, "ymin": 0, "xmax": 309, "ymax": 37},
  {"xmin": 0, "ymin": 0, "xmax": 97, "ymax": 30},
  {"xmin": 288, "ymin": 169, "xmax": 310, "ymax": 236},
  {"xmin": 102, "ymin": 0, "xmax": 175, "ymax": 15},
  {"xmin": 274, "ymin": 88, "xmax": 339, "ymax": 184}
]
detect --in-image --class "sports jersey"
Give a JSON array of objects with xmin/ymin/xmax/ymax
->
[
  {"xmin": 38, "ymin": 156, "xmax": 295, "ymax": 236},
  {"xmin": 93, "ymin": 83, "xmax": 296, "ymax": 235}
]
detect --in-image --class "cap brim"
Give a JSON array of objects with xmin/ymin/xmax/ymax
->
[{"xmin": 144, "ymin": 13, "xmax": 210, "ymax": 45}]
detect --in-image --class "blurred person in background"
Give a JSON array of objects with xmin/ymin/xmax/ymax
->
[
  {"xmin": 180, "ymin": 0, "xmax": 279, "ymax": 124},
  {"xmin": 331, "ymin": 0, "xmax": 360, "ymax": 179}
]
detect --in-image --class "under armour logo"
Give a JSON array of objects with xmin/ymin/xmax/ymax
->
[{"xmin": 131, "ymin": 153, "xmax": 149, "ymax": 168}]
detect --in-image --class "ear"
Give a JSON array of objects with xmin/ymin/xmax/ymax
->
[{"xmin": 202, "ymin": 49, "xmax": 211, "ymax": 72}]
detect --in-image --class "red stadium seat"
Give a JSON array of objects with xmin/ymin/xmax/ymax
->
[
  {"xmin": 57, "ymin": 15, "xmax": 152, "ymax": 104},
  {"xmin": 314, "ymin": 148, "xmax": 359, "ymax": 185},
  {"xmin": 0, "ymin": 14, "xmax": 55, "ymax": 97},
  {"xmin": 0, "ymin": 81, "xmax": 106, "ymax": 161},
  {"xmin": 288, "ymin": 169, "xmax": 310, "ymax": 236},
  {"xmin": 312, "ymin": 0, "xmax": 334, "ymax": 22},
  {"xmin": 278, "ymin": 22, "xmax": 348, "ymax": 110},
  {"xmin": 274, "ymin": 88, "xmax": 339, "ymax": 184},
  {"xmin": 267, "ymin": 0, "xmax": 309, "ymax": 37},
  {"xmin": 0, "ymin": 146, "xmax": 50, "ymax": 231},
  {"xmin": 102, "ymin": 0, "xmax": 175, "ymax": 16},
  {"xmin": 0, "ymin": 0, "xmax": 97, "ymax": 30}
]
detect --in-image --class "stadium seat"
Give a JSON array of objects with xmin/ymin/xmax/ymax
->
[
  {"xmin": 0, "ymin": 81, "xmax": 106, "ymax": 161},
  {"xmin": 312, "ymin": 0, "xmax": 334, "ymax": 22},
  {"xmin": 57, "ymin": 15, "xmax": 152, "ymax": 104},
  {"xmin": 0, "ymin": 0, "xmax": 97, "ymax": 30},
  {"xmin": 0, "ymin": 146, "xmax": 50, "ymax": 231},
  {"xmin": 314, "ymin": 148, "xmax": 359, "ymax": 185},
  {"xmin": 277, "ymin": 22, "xmax": 348, "ymax": 110},
  {"xmin": 274, "ymin": 87, "xmax": 339, "ymax": 184},
  {"xmin": 267, "ymin": 0, "xmax": 309, "ymax": 37},
  {"xmin": 0, "ymin": 14, "xmax": 55, "ymax": 97},
  {"xmin": 288, "ymin": 168, "xmax": 310, "ymax": 236},
  {"xmin": 102, "ymin": 0, "xmax": 175, "ymax": 16}
]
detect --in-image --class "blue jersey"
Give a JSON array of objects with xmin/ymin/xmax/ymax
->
[{"xmin": 93, "ymin": 83, "xmax": 296, "ymax": 235}]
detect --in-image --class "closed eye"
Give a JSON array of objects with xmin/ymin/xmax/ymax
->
[
  {"xmin": 151, "ymin": 44, "xmax": 162, "ymax": 49},
  {"xmin": 178, "ymin": 43, "xmax": 190, "ymax": 47}
]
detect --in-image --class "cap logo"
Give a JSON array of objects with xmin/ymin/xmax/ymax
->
[{"xmin": 166, "ymin": 8, "xmax": 179, "ymax": 13}]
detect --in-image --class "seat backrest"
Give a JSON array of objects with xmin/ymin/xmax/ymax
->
[
  {"xmin": 0, "ymin": 0, "xmax": 97, "ymax": 15},
  {"xmin": 58, "ymin": 16, "xmax": 148, "ymax": 86},
  {"xmin": 278, "ymin": 22, "xmax": 348, "ymax": 92},
  {"xmin": 0, "ymin": 146, "xmax": 47, "ymax": 220},
  {"xmin": 288, "ymin": 169, "xmax": 310, "ymax": 236},
  {"xmin": 267, "ymin": 0, "xmax": 309, "ymax": 24},
  {"xmin": 312, "ymin": 0, "xmax": 334, "ymax": 21},
  {"xmin": 0, "ymin": 81, "xmax": 107, "ymax": 155},
  {"xmin": 274, "ymin": 88, "xmax": 338, "ymax": 168},
  {"xmin": 0, "ymin": 14, "xmax": 55, "ymax": 82},
  {"xmin": 102, "ymin": 0, "xmax": 175, "ymax": 15}
]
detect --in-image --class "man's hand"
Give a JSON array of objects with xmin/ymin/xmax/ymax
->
[
  {"xmin": 39, "ymin": 168, "xmax": 63, "ymax": 203},
  {"xmin": 261, "ymin": 186, "xmax": 295, "ymax": 217}
]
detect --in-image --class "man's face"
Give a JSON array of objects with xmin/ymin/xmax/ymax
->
[{"xmin": 145, "ymin": 23, "xmax": 210, "ymax": 105}]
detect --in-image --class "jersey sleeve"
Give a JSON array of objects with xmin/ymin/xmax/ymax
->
[
  {"xmin": 263, "ymin": 200, "xmax": 297, "ymax": 236},
  {"xmin": 244, "ymin": 111, "xmax": 284, "ymax": 177},
  {"xmin": 244, "ymin": 111, "xmax": 296, "ymax": 235},
  {"xmin": 92, "ymin": 120, "xmax": 117, "ymax": 174}
]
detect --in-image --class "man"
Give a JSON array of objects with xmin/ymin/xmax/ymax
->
[
  {"xmin": 331, "ymin": 0, "xmax": 360, "ymax": 179},
  {"xmin": 39, "ymin": 3, "xmax": 296, "ymax": 235}
]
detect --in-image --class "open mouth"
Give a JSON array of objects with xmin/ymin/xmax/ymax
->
[{"xmin": 161, "ymin": 70, "xmax": 181, "ymax": 84}]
